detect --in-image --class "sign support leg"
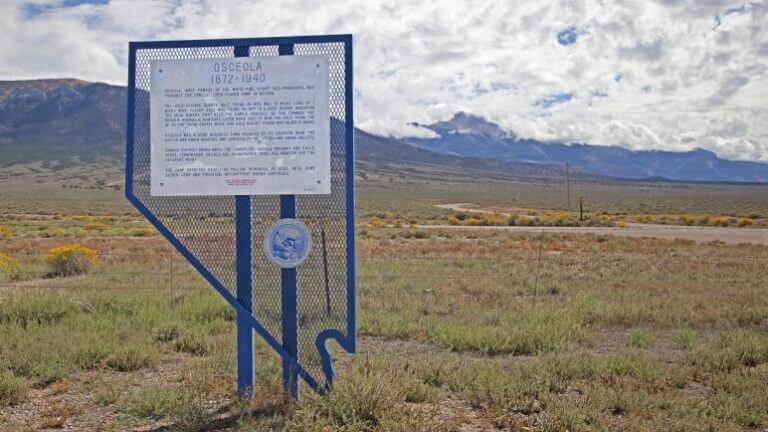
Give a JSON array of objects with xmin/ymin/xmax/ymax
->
[
  {"xmin": 235, "ymin": 195, "xmax": 254, "ymax": 397},
  {"xmin": 278, "ymin": 43, "xmax": 299, "ymax": 400},
  {"xmin": 233, "ymin": 45, "xmax": 254, "ymax": 398},
  {"xmin": 280, "ymin": 194, "xmax": 299, "ymax": 399}
]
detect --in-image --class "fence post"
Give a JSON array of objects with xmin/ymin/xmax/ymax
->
[
  {"xmin": 168, "ymin": 253, "xmax": 172, "ymax": 294},
  {"xmin": 532, "ymin": 230, "xmax": 545, "ymax": 306}
]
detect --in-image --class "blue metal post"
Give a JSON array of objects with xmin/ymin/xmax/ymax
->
[
  {"xmin": 279, "ymin": 43, "xmax": 299, "ymax": 399},
  {"xmin": 234, "ymin": 45, "xmax": 254, "ymax": 398},
  {"xmin": 235, "ymin": 195, "xmax": 254, "ymax": 396},
  {"xmin": 280, "ymin": 194, "xmax": 298, "ymax": 398}
]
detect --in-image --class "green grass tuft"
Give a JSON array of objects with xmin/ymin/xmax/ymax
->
[{"xmin": 0, "ymin": 370, "xmax": 27, "ymax": 407}]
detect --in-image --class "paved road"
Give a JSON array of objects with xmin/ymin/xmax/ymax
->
[{"xmin": 430, "ymin": 203, "xmax": 768, "ymax": 245}]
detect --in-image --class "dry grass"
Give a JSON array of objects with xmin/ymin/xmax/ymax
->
[{"xmin": 0, "ymin": 221, "xmax": 767, "ymax": 430}]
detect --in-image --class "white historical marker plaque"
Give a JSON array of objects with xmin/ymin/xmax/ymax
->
[{"xmin": 150, "ymin": 55, "xmax": 331, "ymax": 196}]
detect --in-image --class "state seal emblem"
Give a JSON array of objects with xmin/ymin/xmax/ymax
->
[{"xmin": 263, "ymin": 218, "xmax": 312, "ymax": 268}]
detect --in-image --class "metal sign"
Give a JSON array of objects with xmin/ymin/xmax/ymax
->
[
  {"xmin": 125, "ymin": 35, "xmax": 355, "ymax": 398},
  {"xmin": 149, "ymin": 55, "xmax": 332, "ymax": 196}
]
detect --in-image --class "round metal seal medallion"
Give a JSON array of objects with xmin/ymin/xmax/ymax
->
[{"xmin": 263, "ymin": 218, "xmax": 312, "ymax": 268}]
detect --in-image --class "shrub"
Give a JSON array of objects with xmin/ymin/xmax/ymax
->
[
  {"xmin": 130, "ymin": 227, "xmax": 156, "ymax": 237},
  {"xmin": 447, "ymin": 216, "xmax": 460, "ymax": 226},
  {"xmin": 155, "ymin": 324, "xmax": 181, "ymax": 342},
  {"xmin": 170, "ymin": 393, "xmax": 214, "ymax": 431},
  {"xmin": 51, "ymin": 379, "xmax": 69, "ymax": 395},
  {"xmin": 518, "ymin": 217, "xmax": 535, "ymax": 226},
  {"xmin": 128, "ymin": 385, "xmax": 177, "ymax": 418},
  {"xmin": 285, "ymin": 361, "xmax": 408, "ymax": 431},
  {"xmin": 466, "ymin": 217, "xmax": 483, "ymax": 226},
  {"xmin": 0, "ymin": 370, "xmax": 28, "ymax": 406},
  {"xmin": 673, "ymin": 328, "xmax": 698, "ymax": 350},
  {"xmin": 106, "ymin": 346, "xmax": 158, "ymax": 372},
  {"xmin": 737, "ymin": 218, "xmax": 754, "ymax": 227},
  {"xmin": 173, "ymin": 334, "xmax": 212, "ymax": 356},
  {"xmin": 0, "ymin": 226, "xmax": 13, "ymax": 239},
  {"xmin": 368, "ymin": 216, "xmax": 386, "ymax": 228},
  {"xmin": 83, "ymin": 223, "xmax": 102, "ymax": 232},
  {"xmin": 45, "ymin": 244, "xmax": 98, "ymax": 276},
  {"xmin": 482, "ymin": 213, "xmax": 506, "ymax": 226},
  {"xmin": 627, "ymin": 328, "xmax": 653, "ymax": 348},
  {"xmin": 398, "ymin": 230, "xmax": 431, "ymax": 240},
  {"xmin": 689, "ymin": 329, "xmax": 768, "ymax": 372},
  {"xmin": 45, "ymin": 228, "xmax": 68, "ymax": 237},
  {"xmin": 0, "ymin": 252, "xmax": 20, "ymax": 281}
]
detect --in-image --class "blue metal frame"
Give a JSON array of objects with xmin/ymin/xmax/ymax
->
[
  {"xmin": 278, "ymin": 43, "xmax": 300, "ymax": 399},
  {"xmin": 233, "ymin": 44, "xmax": 254, "ymax": 398},
  {"xmin": 235, "ymin": 195, "xmax": 254, "ymax": 396},
  {"xmin": 125, "ymin": 34, "xmax": 355, "ymax": 396}
]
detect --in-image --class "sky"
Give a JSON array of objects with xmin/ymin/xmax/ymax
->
[{"xmin": 1, "ymin": 0, "xmax": 767, "ymax": 162}]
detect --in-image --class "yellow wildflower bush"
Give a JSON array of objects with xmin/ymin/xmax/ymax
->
[
  {"xmin": 0, "ymin": 226, "xmax": 13, "ymax": 239},
  {"xmin": 482, "ymin": 213, "xmax": 507, "ymax": 226},
  {"xmin": 130, "ymin": 227, "xmax": 157, "ymax": 237},
  {"xmin": 45, "ymin": 228, "xmax": 68, "ymax": 237},
  {"xmin": 465, "ymin": 217, "xmax": 483, "ymax": 226},
  {"xmin": 45, "ymin": 244, "xmax": 98, "ymax": 276},
  {"xmin": 368, "ymin": 216, "xmax": 386, "ymax": 228},
  {"xmin": 710, "ymin": 217, "xmax": 731, "ymax": 227},
  {"xmin": 0, "ymin": 253, "xmax": 20, "ymax": 280},
  {"xmin": 554, "ymin": 211, "xmax": 571, "ymax": 226},
  {"xmin": 83, "ymin": 223, "xmax": 102, "ymax": 232},
  {"xmin": 737, "ymin": 218, "xmax": 754, "ymax": 227}
]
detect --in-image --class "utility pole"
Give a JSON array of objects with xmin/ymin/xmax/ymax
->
[{"xmin": 565, "ymin": 163, "xmax": 571, "ymax": 211}]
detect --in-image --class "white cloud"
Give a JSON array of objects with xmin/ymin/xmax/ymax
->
[{"xmin": 1, "ymin": 0, "xmax": 766, "ymax": 161}]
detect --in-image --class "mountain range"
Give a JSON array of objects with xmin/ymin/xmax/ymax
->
[
  {"xmin": 408, "ymin": 112, "xmax": 768, "ymax": 183},
  {"xmin": 0, "ymin": 79, "xmax": 766, "ymax": 183},
  {"xmin": 0, "ymin": 79, "xmax": 125, "ymax": 165}
]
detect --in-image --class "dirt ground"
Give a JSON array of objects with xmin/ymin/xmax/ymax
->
[{"xmin": 0, "ymin": 338, "xmax": 503, "ymax": 432}]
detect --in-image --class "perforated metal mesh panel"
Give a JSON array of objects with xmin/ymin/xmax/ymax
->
[
  {"xmin": 132, "ymin": 45, "xmax": 239, "ymax": 297},
  {"xmin": 287, "ymin": 42, "xmax": 348, "ymax": 382},
  {"xmin": 127, "ymin": 37, "xmax": 354, "ymax": 390}
]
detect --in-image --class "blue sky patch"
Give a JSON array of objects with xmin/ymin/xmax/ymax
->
[
  {"xmin": 535, "ymin": 93, "xmax": 574, "ymax": 108},
  {"xmin": 557, "ymin": 27, "xmax": 578, "ymax": 46},
  {"xmin": 23, "ymin": 0, "xmax": 109, "ymax": 18},
  {"xmin": 724, "ymin": 4, "xmax": 746, "ymax": 16}
]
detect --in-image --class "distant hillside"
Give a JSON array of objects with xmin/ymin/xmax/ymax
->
[
  {"xmin": 408, "ymin": 112, "xmax": 768, "ymax": 183},
  {"xmin": 0, "ymin": 79, "xmax": 126, "ymax": 165},
  {"xmin": 355, "ymin": 129, "xmax": 599, "ymax": 180},
  {"xmin": 0, "ymin": 79, "xmax": 592, "ymax": 181}
]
